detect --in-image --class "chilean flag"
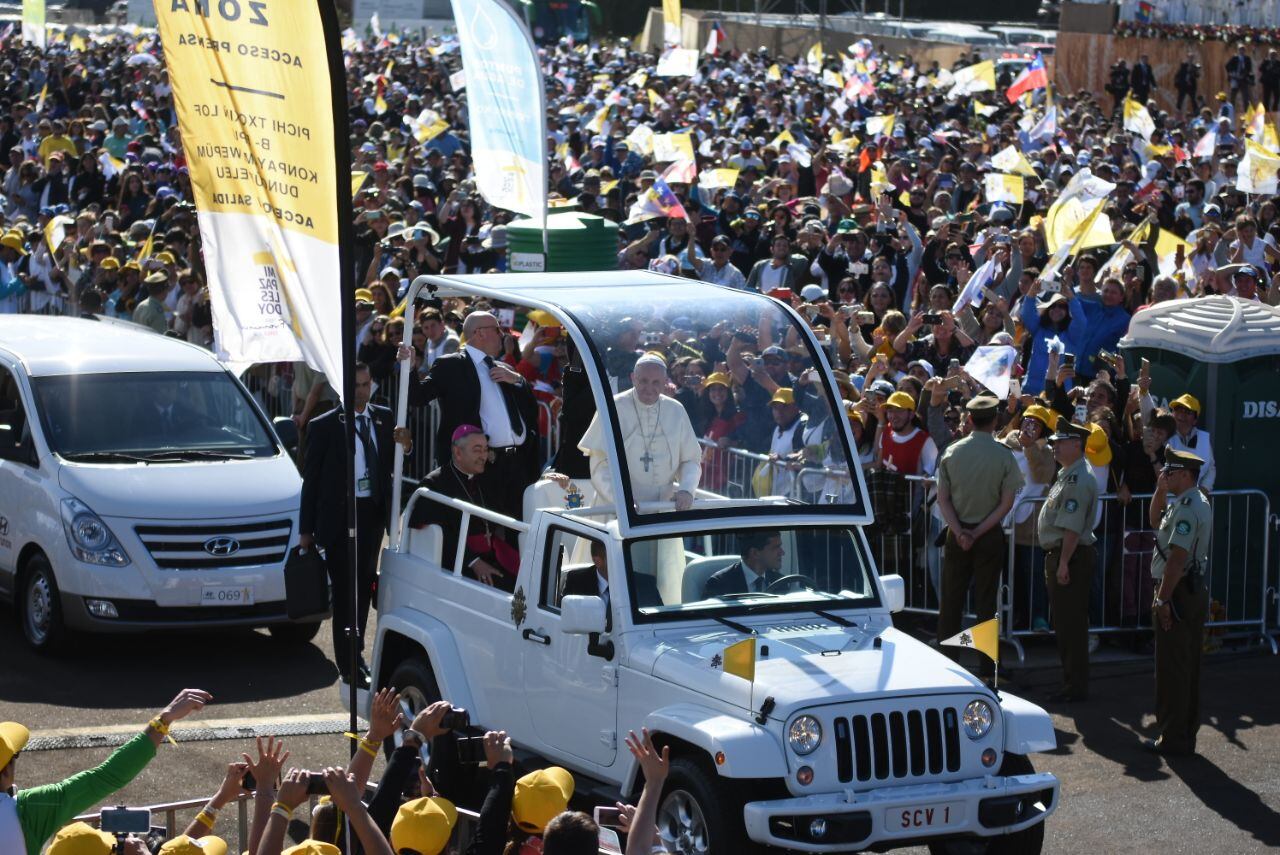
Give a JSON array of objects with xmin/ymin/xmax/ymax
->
[
  {"xmin": 704, "ymin": 21, "xmax": 726, "ymax": 56},
  {"xmin": 1005, "ymin": 54, "xmax": 1048, "ymax": 104}
]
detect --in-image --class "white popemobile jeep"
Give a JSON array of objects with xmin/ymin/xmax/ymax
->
[{"xmin": 369, "ymin": 272, "xmax": 1059, "ymax": 853}]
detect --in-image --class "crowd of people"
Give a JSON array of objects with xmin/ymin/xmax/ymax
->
[
  {"xmin": 2, "ymin": 687, "xmax": 676, "ymax": 854},
  {"xmin": 0, "ymin": 5, "xmax": 1260, "ymax": 780}
]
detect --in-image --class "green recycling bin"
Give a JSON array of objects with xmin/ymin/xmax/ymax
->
[
  {"xmin": 505, "ymin": 212, "xmax": 620, "ymax": 273},
  {"xmin": 1119, "ymin": 296, "xmax": 1280, "ymax": 637}
]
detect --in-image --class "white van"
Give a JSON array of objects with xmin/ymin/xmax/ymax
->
[{"xmin": 0, "ymin": 316, "xmax": 317, "ymax": 652}]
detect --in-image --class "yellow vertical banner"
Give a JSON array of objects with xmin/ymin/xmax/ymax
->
[
  {"xmin": 662, "ymin": 0, "xmax": 682, "ymax": 48},
  {"xmin": 22, "ymin": 0, "xmax": 46, "ymax": 49},
  {"xmin": 153, "ymin": 0, "xmax": 348, "ymax": 388}
]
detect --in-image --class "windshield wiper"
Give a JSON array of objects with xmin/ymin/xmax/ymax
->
[
  {"xmin": 710, "ymin": 615, "xmax": 754, "ymax": 635},
  {"xmin": 717, "ymin": 591, "xmax": 780, "ymax": 601},
  {"xmin": 62, "ymin": 451, "xmax": 155, "ymax": 463},
  {"xmin": 812, "ymin": 608, "xmax": 856, "ymax": 628},
  {"xmin": 142, "ymin": 449, "xmax": 255, "ymax": 461}
]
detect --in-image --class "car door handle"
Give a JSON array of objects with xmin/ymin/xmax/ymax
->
[{"xmin": 522, "ymin": 628, "xmax": 551, "ymax": 645}]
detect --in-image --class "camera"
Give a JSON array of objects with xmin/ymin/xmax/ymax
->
[
  {"xmin": 306, "ymin": 772, "xmax": 330, "ymax": 796},
  {"xmin": 855, "ymin": 311, "xmax": 876, "ymax": 324},
  {"xmin": 921, "ymin": 312, "xmax": 944, "ymax": 325},
  {"xmin": 456, "ymin": 736, "xmax": 489, "ymax": 766},
  {"xmin": 641, "ymin": 331, "xmax": 663, "ymax": 347},
  {"xmin": 100, "ymin": 807, "xmax": 151, "ymax": 835},
  {"xmin": 440, "ymin": 708, "xmax": 470, "ymax": 730}
]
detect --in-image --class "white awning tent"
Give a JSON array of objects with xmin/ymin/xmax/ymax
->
[{"xmin": 1120, "ymin": 296, "xmax": 1280, "ymax": 363}]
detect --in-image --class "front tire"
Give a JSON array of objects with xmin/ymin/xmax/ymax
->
[
  {"xmin": 928, "ymin": 754, "xmax": 1045, "ymax": 855},
  {"xmin": 385, "ymin": 657, "xmax": 443, "ymax": 758},
  {"xmin": 19, "ymin": 553, "xmax": 68, "ymax": 654},
  {"xmin": 657, "ymin": 756, "xmax": 746, "ymax": 855}
]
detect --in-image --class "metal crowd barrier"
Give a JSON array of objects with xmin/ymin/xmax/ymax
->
[{"xmin": 1006, "ymin": 488, "xmax": 1276, "ymax": 655}]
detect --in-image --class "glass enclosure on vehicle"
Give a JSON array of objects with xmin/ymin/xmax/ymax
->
[
  {"xmin": 30, "ymin": 371, "xmax": 279, "ymax": 461},
  {"xmin": 528, "ymin": 280, "xmax": 863, "ymax": 524},
  {"xmin": 625, "ymin": 524, "xmax": 880, "ymax": 621}
]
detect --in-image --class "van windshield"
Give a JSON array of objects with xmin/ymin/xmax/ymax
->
[
  {"xmin": 625, "ymin": 524, "xmax": 879, "ymax": 621},
  {"xmin": 31, "ymin": 371, "xmax": 279, "ymax": 461}
]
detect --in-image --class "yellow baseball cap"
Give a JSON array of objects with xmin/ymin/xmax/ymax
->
[
  {"xmin": 512, "ymin": 767, "xmax": 574, "ymax": 834},
  {"xmin": 0, "ymin": 721, "xmax": 29, "ymax": 769},
  {"xmin": 701, "ymin": 371, "xmax": 731, "ymax": 390},
  {"xmin": 154, "ymin": 250, "xmax": 177, "ymax": 266},
  {"xmin": 100, "ymin": 257, "xmax": 120, "ymax": 270},
  {"xmin": 0, "ymin": 232, "xmax": 27, "ymax": 255},
  {"xmin": 526, "ymin": 309, "xmax": 560, "ymax": 328},
  {"xmin": 885, "ymin": 391, "xmax": 916, "ymax": 411},
  {"xmin": 47, "ymin": 822, "xmax": 115, "ymax": 855},
  {"xmin": 844, "ymin": 400, "xmax": 863, "ymax": 425},
  {"xmin": 768, "ymin": 387, "xmax": 795, "ymax": 406},
  {"xmin": 391, "ymin": 796, "xmax": 458, "ymax": 855},
  {"xmin": 160, "ymin": 835, "xmax": 228, "ymax": 855},
  {"xmin": 1021, "ymin": 404, "xmax": 1056, "ymax": 430},
  {"xmin": 1085, "ymin": 422, "xmax": 1112, "ymax": 467},
  {"xmin": 1170, "ymin": 393, "xmax": 1200, "ymax": 415},
  {"xmin": 282, "ymin": 842, "xmax": 341, "ymax": 855}
]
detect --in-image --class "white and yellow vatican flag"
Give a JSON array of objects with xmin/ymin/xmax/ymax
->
[
  {"xmin": 1238, "ymin": 139, "xmax": 1280, "ymax": 194},
  {"xmin": 1123, "ymin": 95, "xmax": 1156, "ymax": 140},
  {"xmin": 941, "ymin": 618, "xmax": 1000, "ymax": 664},
  {"xmin": 984, "ymin": 173, "xmax": 1024, "ymax": 205},
  {"xmin": 991, "ymin": 145, "xmax": 1038, "ymax": 178}
]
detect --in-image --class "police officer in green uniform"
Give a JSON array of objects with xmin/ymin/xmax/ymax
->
[
  {"xmin": 936, "ymin": 394, "xmax": 1024, "ymax": 679},
  {"xmin": 1145, "ymin": 447, "xmax": 1212, "ymax": 755},
  {"xmin": 1037, "ymin": 420, "xmax": 1099, "ymax": 702}
]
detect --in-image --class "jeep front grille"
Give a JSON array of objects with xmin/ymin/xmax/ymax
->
[
  {"xmin": 833, "ymin": 708, "xmax": 962, "ymax": 783},
  {"xmin": 134, "ymin": 519, "xmax": 292, "ymax": 570}
]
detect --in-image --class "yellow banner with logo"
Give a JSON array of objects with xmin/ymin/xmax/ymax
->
[{"xmin": 155, "ymin": 0, "xmax": 348, "ymax": 387}]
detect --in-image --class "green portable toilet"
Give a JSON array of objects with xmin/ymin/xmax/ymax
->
[
  {"xmin": 505, "ymin": 212, "xmax": 620, "ymax": 273},
  {"xmin": 1119, "ymin": 296, "xmax": 1280, "ymax": 638}
]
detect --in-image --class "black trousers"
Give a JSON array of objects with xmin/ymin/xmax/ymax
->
[
  {"xmin": 938, "ymin": 526, "xmax": 1005, "ymax": 679},
  {"xmin": 323, "ymin": 497, "xmax": 386, "ymax": 676},
  {"xmin": 482, "ymin": 441, "xmax": 538, "ymax": 520}
]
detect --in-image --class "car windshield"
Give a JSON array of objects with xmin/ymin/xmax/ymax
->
[
  {"xmin": 540, "ymin": 281, "xmax": 862, "ymax": 523},
  {"xmin": 31, "ymin": 371, "xmax": 278, "ymax": 461},
  {"xmin": 625, "ymin": 524, "xmax": 879, "ymax": 621}
]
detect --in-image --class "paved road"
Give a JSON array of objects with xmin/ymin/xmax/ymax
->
[{"xmin": 2, "ymin": 612, "xmax": 1277, "ymax": 854}]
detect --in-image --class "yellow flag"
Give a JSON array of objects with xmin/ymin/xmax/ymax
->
[
  {"xmin": 134, "ymin": 227, "xmax": 155, "ymax": 264},
  {"xmin": 983, "ymin": 173, "xmax": 1024, "ymax": 204},
  {"xmin": 1122, "ymin": 96, "xmax": 1155, "ymax": 140},
  {"xmin": 766, "ymin": 64, "xmax": 782, "ymax": 82},
  {"xmin": 626, "ymin": 123, "xmax": 655, "ymax": 156},
  {"xmin": 822, "ymin": 68, "xmax": 844, "ymax": 89},
  {"xmin": 1066, "ymin": 197, "xmax": 1114, "ymax": 254},
  {"xmin": 807, "ymin": 43, "xmax": 824, "ymax": 67},
  {"xmin": 351, "ymin": 170, "xmax": 369, "ymax": 198},
  {"xmin": 699, "ymin": 168, "xmax": 740, "ymax": 191},
  {"xmin": 44, "ymin": 215, "xmax": 73, "ymax": 255},
  {"xmin": 70, "ymin": 33, "xmax": 88, "ymax": 53},
  {"xmin": 865, "ymin": 114, "xmax": 894, "ymax": 137},
  {"xmin": 374, "ymin": 92, "xmax": 388, "ymax": 115},
  {"xmin": 647, "ymin": 89, "xmax": 668, "ymax": 111},
  {"xmin": 722, "ymin": 637, "xmax": 756, "ymax": 682},
  {"xmin": 585, "ymin": 105, "xmax": 610, "ymax": 135},
  {"xmin": 769, "ymin": 129, "xmax": 795, "ymax": 149},
  {"xmin": 941, "ymin": 618, "xmax": 999, "ymax": 664},
  {"xmin": 662, "ymin": 0, "xmax": 682, "ymax": 47},
  {"xmin": 652, "ymin": 132, "xmax": 694, "ymax": 163},
  {"xmin": 991, "ymin": 145, "xmax": 1037, "ymax": 178}
]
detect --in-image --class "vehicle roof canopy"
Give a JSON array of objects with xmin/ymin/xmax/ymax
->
[
  {"xmin": 414, "ymin": 271, "xmax": 872, "ymax": 534},
  {"xmin": 1120, "ymin": 296, "xmax": 1280, "ymax": 363}
]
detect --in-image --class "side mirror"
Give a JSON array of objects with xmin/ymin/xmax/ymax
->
[
  {"xmin": 272, "ymin": 416, "xmax": 299, "ymax": 456},
  {"xmin": 880, "ymin": 574, "xmax": 905, "ymax": 614},
  {"xmin": 561, "ymin": 594, "xmax": 607, "ymax": 635}
]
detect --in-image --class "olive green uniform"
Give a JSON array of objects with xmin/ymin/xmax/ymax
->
[
  {"xmin": 1152, "ymin": 485, "xmax": 1212, "ymax": 752},
  {"xmin": 936, "ymin": 430, "xmax": 1024, "ymax": 673},
  {"xmin": 1037, "ymin": 456, "xmax": 1099, "ymax": 698}
]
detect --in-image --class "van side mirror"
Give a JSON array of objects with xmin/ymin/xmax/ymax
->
[
  {"xmin": 880, "ymin": 574, "xmax": 905, "ymax": 613},
  {"xmin": 272, "ymin": 416, "xmax": 299, "ymax": 457},
  {"xmin": 561, "ymin": 595, "xmax": 607, "ymax": 635}
]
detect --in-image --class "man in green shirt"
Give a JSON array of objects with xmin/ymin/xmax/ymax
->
[
  {"xmin": 935, "ymin": 394, "xmax": 1024, "ymax": 680},
  {"xmin": 1145, "ymin": 448, "xmax": 1212, "ymax": 756},
  {"xmin": 1037, "ymin": 420, "xmax": 1099, "ymax": 703},
  {"xmin": 1, "ymin": 688, "xmax": 211, "ymax": 854},
  {"xmin": 132, "ymin": 273, "xmax": 170, "ymax": 334}
]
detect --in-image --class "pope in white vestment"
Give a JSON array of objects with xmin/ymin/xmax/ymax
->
[{"xmin": 579, "ymin": 354, "xmax": 702, "ymax": 604}]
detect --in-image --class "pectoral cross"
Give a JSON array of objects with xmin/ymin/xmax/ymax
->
[{"xmin": 639, "ymin": 450, "xmax": 654, "ymax": 472}]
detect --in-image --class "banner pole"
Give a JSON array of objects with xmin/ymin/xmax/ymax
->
[{"xmin": 315, "ymin": 0, "xmax": 360, "ymax": 752}]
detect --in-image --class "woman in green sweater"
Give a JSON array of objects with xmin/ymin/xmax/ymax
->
[{"xmin": 1, "ymin": 688, "xmax": 212, "ymax": 855}]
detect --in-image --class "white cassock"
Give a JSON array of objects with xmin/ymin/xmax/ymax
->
[{"xmin": 579, "ymin": 390, "xmax": 702, "ymax": 605}]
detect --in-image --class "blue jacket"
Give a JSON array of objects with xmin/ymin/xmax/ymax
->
[
  {"xmin": 1075, "ymin": 295, "xmax": 1131, "ymax": 379},
  {"xmin": 1019, "ymin": 294, "xmax": 1086, "ymax": 395}
]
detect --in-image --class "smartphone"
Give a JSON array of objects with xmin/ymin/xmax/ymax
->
[
  {"xmin": 1009, "ymin": 378, "xmax": 1022, "ymax": 399},
  {"xmin": 1041, "ymin": 279, "xmax": 1061, "ymax": 294},
  {"xmin": 594, "ymin": 806, "xmax": 624, "ymax": 829},
  {"xmin": 100, "ymin": 807, "xmax": 152, "ymax": 835},
  {"xmin": 921, "ymin": 312, "xmax": 943, "ymax": 324},
  {"xmin": 496, "ymin": 308, "xmax": 515, "ymax": 329},
  {"xmin": 456, "ymin": 736, "xmax": 489, "ymax": 767},
  {"xmin": 1063, "ymin": 353, "xmax": 1076, "ymax": 368},
  {"xmin": 440, "ymin": 708, "xmax": 470, "ymax": 730},
  {"xmin": 855, "ymin": 311, "xmax": 876, "ymax": 324},
  {"xmin": 306, "ymin": 772, "xmax": 330, "ymax": 796},
  {"xmin": 242, "ymin": 770, "xmax": 257, "ymax": 791},
  {"xmin": 1140, "ymin": 357, "xmax": 1151, "ymax": 381},
  {"xmin": 1073, "ymin": 403, "xmax": 1088, "ymax": 425},
  {"xmin": 948, "ymin": 358, "xmax": 960, "ymax": 373}
]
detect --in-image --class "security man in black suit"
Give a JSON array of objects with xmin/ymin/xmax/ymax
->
[
  {"xmin": 299, "ymin": 362, "xmax": 412, "ymax": 686},
  {"xmin": 404, "ymin": 310, "xmax": 540, "ymax": 520},
  {"xmin": 703, "ymin": 530, "xmax": 786, "ymax": 598},
  {"xmin": 561, "ymin": 539, "xmax": 662, "ymax": 620}
]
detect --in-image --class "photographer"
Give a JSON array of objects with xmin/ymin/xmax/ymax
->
[
  {"xmin": 258, "ymin": 767, "xmax": 393, "ymax": 855},
  {"xmin": 3, "ymin": 688, "xmax": 212, "ymax": 855}
]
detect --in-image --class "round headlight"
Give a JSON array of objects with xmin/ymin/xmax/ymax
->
[
  {"xmin": 788, "ymin": 715, "xmax": 822, "ymax": 755},
  {"xmin": 963, "ymin": 700, "xmax": 994, "ymax": 740},
  {"xmin": 72, "ymin": 515, "xmax": 110, "ymax": 550}
]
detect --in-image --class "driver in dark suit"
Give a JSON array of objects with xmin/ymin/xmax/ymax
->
[{"xmin": 703, "ymin": 529, "xmax": 785, "ymax": 598}]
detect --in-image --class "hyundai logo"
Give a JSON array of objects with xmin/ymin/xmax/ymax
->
[{"xmin": 203, "ymin": 536, "xmax": 241, "ymax": 557}]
